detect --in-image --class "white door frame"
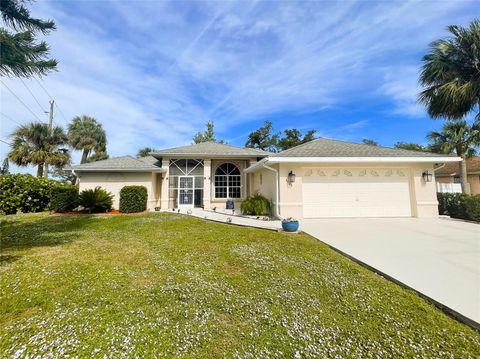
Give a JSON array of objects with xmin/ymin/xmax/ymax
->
[{"xmin": 178, "ymin": 176, "xmax": 194, "ymax": 209}]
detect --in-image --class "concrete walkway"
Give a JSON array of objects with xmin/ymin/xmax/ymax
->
[
  {"xmin": 171, "ymin": 208, "xmax": 282, "ymax": 231},
  {"xmin": 301, "ymin": 217, "xmax": 480, "ymax": 326}
]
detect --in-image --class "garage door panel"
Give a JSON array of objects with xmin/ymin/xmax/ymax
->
[{"xmin": 302, "ymin": 168, "xmax": 411, "ymax": 218}]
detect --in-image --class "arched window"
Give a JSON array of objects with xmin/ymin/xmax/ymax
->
[{"xmin": 214, "ymin": 163, "xmax": 241, "ymax": 198}]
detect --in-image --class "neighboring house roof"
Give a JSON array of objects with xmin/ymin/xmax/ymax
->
[
  {"xmin": 67, "ymin": 156, "xmax": 164, "ymax": 172},
  {"xmin": 150, "ymin": 141, "xmax": 270, "ymax": 158},
  {"xmin": 435, "ymin": 157, "xmax": 480, "ymax": 176},
  {"xmin": 274, "ymin": 138, "xmax": 456, "ymax": 158}
]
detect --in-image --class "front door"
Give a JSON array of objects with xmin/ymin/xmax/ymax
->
[{"xmin": 178, "ymin": 176, "xmax": 194, "ymax": 208}]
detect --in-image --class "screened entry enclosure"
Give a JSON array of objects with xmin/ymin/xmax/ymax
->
[{"xmin": 168, "ymin": 159, "xmax": 204, "ymax": 208}]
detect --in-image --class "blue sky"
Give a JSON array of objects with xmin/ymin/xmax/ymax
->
[{"xmin": 0, "ymin": 0, "xmax": 477, "ymax": 170}]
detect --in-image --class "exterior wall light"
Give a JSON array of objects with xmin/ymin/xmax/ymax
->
[
  {"xmin": 287, "ymin": 170, "xmax": 296, "ymax": 184},
  {"xmin": 422, "ymin": 170, "xmax": 433, "ymax": 183}
]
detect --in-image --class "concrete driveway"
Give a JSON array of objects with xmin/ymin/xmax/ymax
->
[{"xmin": 301, "ymin": 217, "xmax": 480, "ymax": 326}]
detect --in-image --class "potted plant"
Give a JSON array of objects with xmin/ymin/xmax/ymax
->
[{"xmin": 282, "ymin": 217, "xmax": 299, "ymax": 232}]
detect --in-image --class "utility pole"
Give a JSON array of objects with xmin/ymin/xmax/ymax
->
[{"xmin": 44, "ymin": 100, "xmax": 54, "ymax": 178}]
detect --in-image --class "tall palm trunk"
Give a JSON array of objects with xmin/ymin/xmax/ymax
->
[
  {"xmin": 81, "ymin": 148, "xmax": 90, "ymax": 164},
  {"xmin": 459, "ymin": 158, "xmax": 470, "ymax": 195},
  {"xmin": 37, "ymin": 163, "xmax": 44, "ymax": 177}
]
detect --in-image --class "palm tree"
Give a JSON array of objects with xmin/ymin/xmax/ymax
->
[
  {"xmin": 8, "ymin": 122, "xmax": 69, "ymax": 177},
  {"xmin": 68, "ymin": 116, "xmax": 107, "ymax": 164},
  {"xmin": 427, "ymin": 121, "xmax": 480, "ymax": 194},
  {"xmin": 418, "ymin": 19, "xmax": 480, "ymax": 122}
]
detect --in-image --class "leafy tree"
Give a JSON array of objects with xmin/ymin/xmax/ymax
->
[
  {"xmin": 68, "ymin": 115, "xmax": 107, "ymax": 164},
  {"xmin": 137, "ymin": 147, "xmax": 155, "ymax": 157},
  {"xmin": 192, "ymin": 121, "xmax": 224, "ymax": 144},
  {"xmin": 245, "ymin": 121, "xmax": 280, "ymax": 152},
  {"xmin": 418, "ymin": 19, "xmax": 480, "ymax": 122},
  {"xmin": 0, "ymin": 0, "xmax": 57, "ymax": 77},
  {"xmin": 8, "ymin": 122, "xmax": 69, "ymax": 177},
  {"xmin": 0, "ymin": 157, "xmax": 9, "ymax": 174},
  {"xmin": 362, "ymin": 139, "xmax": 379, "ymax": 146},
  {"xmin": 394, "ymin": 142, "xmax": 426, "ymax": 152},
  {"xmin": 427, "ymin": 120, "xmax": 480, "ymax": 194},
  {"xmin": 277, "ymin": 129, "xmax": 316, "ymax": 151},
  {"xmin": 49, "ymin": 162, "xmax": 76, "ymax": 184}
]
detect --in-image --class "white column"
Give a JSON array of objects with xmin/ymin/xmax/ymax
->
[
  {"xmin": 160, "ymin": 158, "xmax": 170, "ymax": 209},
  {"xmin": 203, "ymin": 159, "xmax": 211, "ymax": 209}
]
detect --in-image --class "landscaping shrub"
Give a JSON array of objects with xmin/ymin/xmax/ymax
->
[
  {"xmin": 0, "ymin": 174, "xmax": 59, "ymax": 215},
  {"xmin": 79, "ymin": 187, "xmax": 113, "ymax": 213},
  {"xmin": 241, "ymin": 193, "xmax": 270, "ymax": 216},
  {"xmin": 465, "ymin": 194, "xmax": 480, "ymax": 222},
  {"xmin": 119, "ymin": 185, "xmax": 148, "ymax": 213},
  {"xmin": 50, "ymin": 185, "xmax": 79, "ymax": 213},
  {"xmin": 437, "ymin": 192, "xmax": 468, "ymax": 219}
]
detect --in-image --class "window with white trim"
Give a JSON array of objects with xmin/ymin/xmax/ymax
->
[{"xmin": 214, "ymin": 163, "xmax": 241, "ymax": 198}]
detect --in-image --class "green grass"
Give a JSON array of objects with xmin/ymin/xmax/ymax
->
[{"xmin": 1, "ymin": 213, "xmax": 479, "ymax": 358}]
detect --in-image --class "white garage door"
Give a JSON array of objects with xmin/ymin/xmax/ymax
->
[{"xmin": 302, "ymin": 168, "xmax": 412, "ymax": 218}]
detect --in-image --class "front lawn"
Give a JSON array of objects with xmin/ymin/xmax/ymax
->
[{"xmin": 1, "ymin": 213, "xmax": 479, "ymax": 358}]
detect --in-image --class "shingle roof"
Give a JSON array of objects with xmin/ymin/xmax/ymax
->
[
  {"xmin": 435, "ymin": 157, "xmax": 480, "ymax": 175},
  {"xmin": 151, "ymin": 141, "xmax": 269, "ymax": 158},
  {"xmin": 68, "ymin": 156, "xmax": 163, "ymax": 171},
  {"xmin": 274, "ymin": 138, "xmax": 454, "ymax": 158}
]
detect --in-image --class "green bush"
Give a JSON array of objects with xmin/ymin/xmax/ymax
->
[
  {"xmin": 50, "ymin": 185, "xmax": 79, "ymax": 213},
  {"xmin": 79, "ymin": 187, "xmax": 113, "ymax": 213},
  {"xmin": 0, "ymin": 174, "xmax": 59, "ymax": 215},
  {"xmin": 465, "ymin": 194, "xmax": 480, "ymax": 222},
  {"xmin": 119, "ymin": 185, "xmax": 148, "ymax": 213},
  {"xmin": 437, "ymin": 193, "xmax": 468, "ymax": 219},
  {"xmin": 241, "ymin": 193, "xmax": 271, "ymax": 216}
]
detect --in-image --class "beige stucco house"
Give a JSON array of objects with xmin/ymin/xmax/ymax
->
[
  {"xmin": 435, "ymin": 157, "xmax": 480, "ymax": 194},
  {"xmin": 69, "ymin": 138, "xmax": 460, "ymax": 218}
]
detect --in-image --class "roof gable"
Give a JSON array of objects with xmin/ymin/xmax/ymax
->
[
  {"xmin": 69, "ymin": 156, "xmax": 163, "ymax": 171},
  {"xmin": 275, "ymin": 138, "xmax": 453, "ymax": 158},
  {"xmin": 151, "ymin": 141, "xmax": 269, "ymax": 158}
]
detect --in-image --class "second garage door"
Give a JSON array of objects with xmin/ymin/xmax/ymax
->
[{"xmin": 302, "ymin": 168, "xmax": 412, "ymax": 218}]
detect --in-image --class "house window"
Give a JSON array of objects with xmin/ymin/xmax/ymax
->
[
  {"xmin": 214, "ymin": 163, "xmax": 241, "ymax": 198},
  {"xmin": 453, "ymin": 176, "xmax": 461, "ymax": 184}
]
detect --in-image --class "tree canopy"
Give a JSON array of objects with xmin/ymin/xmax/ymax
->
[
  {"xmin": 418, "ymin": 19, "xmax": 480, "ymax": 122},
  {"xmin": 8, "ymin": 122, "xmax": 69, "ymax": 177},
  {"xmin": 0, "ymin": 0, "xmax": 57, "ymax": 77},
  {"xmin": 362, "ymin": 139, "xmax": 379, "ymax": 146},
  {"xmin": 192, "ymin": 121, "xmax": 224, "ymax": 144},
  {"xmin": 427, "ymin": 120, "xmax": 480, "ymax": 194},
  {"xmin": 245, "ymin": 121, "xmax": 280, "ymax": 152},
  {"xmin": 137, "ymin": 147, "xmax": 155, "ymax": 157},
  {"xmin": 393, "ymin": 142, "xmax": 426, "ymax": 152},
  {"xmin": 277, "ymin": 129, "xmax": 316, "ymax": 151},
  {"xmin": 68, "ymin": 116, "xmax": 107, "ymax": 164}
]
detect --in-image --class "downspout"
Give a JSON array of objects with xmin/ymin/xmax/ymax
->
[{"xmin": 261, "ymin": 162, "xmax": 280, "ymax": 218}]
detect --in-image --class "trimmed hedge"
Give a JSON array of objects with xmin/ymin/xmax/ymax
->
[
  {"xmin": 465, "ymin": 195, "xmax": 480, "ymax": 222},
  {"xmin": 0, "ymin": 174, "xmax": 59, "ymax": 215},
  {"xmin": 119, "ymin": 185, "xmax": 148, "ymax": 213},
  {"xmin": 50, "ymin": 185, "xmax": 79, "ymax": 213},
  {"xmin": 437, "ymin": 192, "xmax": 480, "ymax": 222},
  {"xmin": 79, "ymin": 187, "xmax": 113, "ymax": 213},
  {"xmin": 241, "ymin": 193, "xmax": 271, "ymax": 216}
]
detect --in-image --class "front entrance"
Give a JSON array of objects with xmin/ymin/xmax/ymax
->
[{"xmin": 178, "ymin": 176, "xmax": 194, "ymax": 209}]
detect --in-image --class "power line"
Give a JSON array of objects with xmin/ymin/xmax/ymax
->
[
  {"xmin": 33, "ymin": 76, "xmax": 68, "ymax": 125},
  {"xmin": 19, "ymin": 77, "xmax": 46, "ymax": 114},
  {"xmin": 1, "ymin": 112, "xmax": 22, "ymax": 126},
  {"xmin": 0, "ymin": 80, "xmax": 43, "ymax": 122},
  {"xmin": 33, "ymin": 76, "xmax": 54, "ymax": 100},
  {"xmin": 55, "ymin": 102, "xmax": 68, "ymax": 124}
]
